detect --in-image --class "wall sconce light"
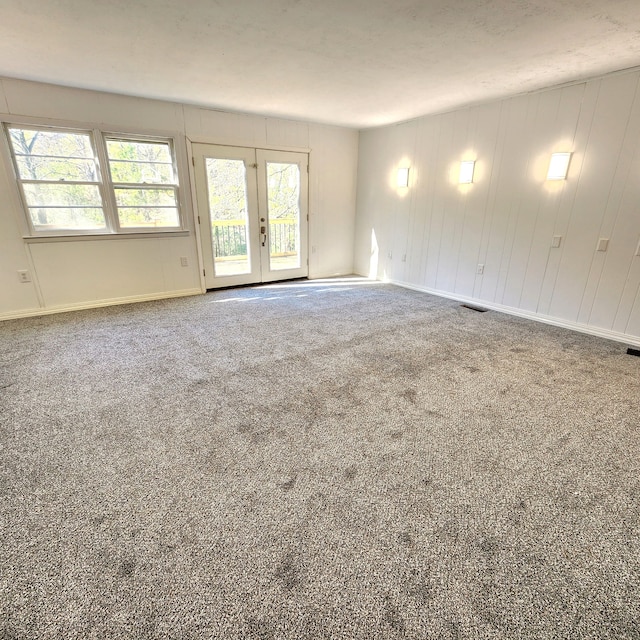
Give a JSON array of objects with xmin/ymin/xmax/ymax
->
[
  {"xmin": 397, "ymin": 167, "xmax": 410, "ymax": 188},
  {"xmin": 547, "ymin": 152, "xmax": 572, "ymax": 180},
  {"xmin": 459, "ymin": 160, "xmax": 475, "ymax": 184}
]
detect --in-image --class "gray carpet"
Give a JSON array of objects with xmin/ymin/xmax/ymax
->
[{"xmin": 1, "ymin": 278, "xmax": 639, "ymax": 639}]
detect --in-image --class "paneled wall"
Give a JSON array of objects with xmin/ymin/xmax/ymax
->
[
  {"xmin": 354, "ymin": 70, "xmax": 640, "ymax": 345},
  {"xmin": 0, "ymin": 78, "xmax": 358, "ymax": 319}
]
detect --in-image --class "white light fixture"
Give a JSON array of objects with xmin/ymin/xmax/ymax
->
[
  {"xmin": 459, "ymin": 160, "xmax": 475, "ymax": 184},
  {"xmin": 547, "ymin": 152, "xmax": 572, "ymax": 180},
  {"xmin": 397, "ymin": 167, "xmax": 410, "ymax": 188}
]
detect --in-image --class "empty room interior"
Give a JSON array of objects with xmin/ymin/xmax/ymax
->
[{"xmin": 1, "ymin": 1, "xmax": 640, "ymax": 638}]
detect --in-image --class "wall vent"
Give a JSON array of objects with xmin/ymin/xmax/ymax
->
[{"xmin": 627, "ymin": 348, "xmax": 640, "ymax": 357}]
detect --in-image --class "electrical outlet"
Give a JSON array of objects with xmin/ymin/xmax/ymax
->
[
  {"xmin": 551, "ymin": 236, "xmax": 562, "ymax": 248},
  {"xmin": 17, "ymin": 270, "xmax": 31, "ymax": 283},
  {"xmin": 476, "ymin": 264, "xmax": 484, "ymax": 275},
  {"xmin": 180, "ymin": 256, "xmax": 189, "ymax": 267},
  {"xmin": 401, "ymin": 254, "xmax": 406, "ymax": 263}
]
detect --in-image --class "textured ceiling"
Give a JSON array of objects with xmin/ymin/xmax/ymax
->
[{"xmin": 1, "ymin": 0, "xmax": 640, "ymax": 128}]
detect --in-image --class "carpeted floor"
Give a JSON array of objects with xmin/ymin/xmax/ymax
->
[{"xmin": 1, "ymin": 278, "xmax": 639, "ymax": 639}]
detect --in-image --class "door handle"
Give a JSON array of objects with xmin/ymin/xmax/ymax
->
[{"xmin": 260, "ymin": 225, "xmax": 266, "ymax": 246}]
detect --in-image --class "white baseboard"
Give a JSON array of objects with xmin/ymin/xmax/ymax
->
[
  {"xmin": 392, "ymin": 279, "xmax": 640, "ymax": 348},
  {"xmin": 0, "ymin": 288, "xmax": 204, "ymax": 322}
]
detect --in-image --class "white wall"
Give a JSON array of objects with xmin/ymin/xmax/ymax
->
[
  {"xmin": 354, "ymin": 70, "xmax": 640, "ymax": 345},
  {"xmin": 0, "ymin": 77, "xmax": 358, "ymax": 319},
  {"xmin": 183, "ymin": 104, "xmax": 358, "ymax": 279}
]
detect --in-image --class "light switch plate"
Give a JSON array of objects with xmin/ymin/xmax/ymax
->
[{"xmin": 596, "ymin": 238, "xmax": 609, "ymax": 252}]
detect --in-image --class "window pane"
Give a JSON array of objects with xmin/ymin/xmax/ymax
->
[
  {"xmin": 118, "ymin": 208, "xmax": 179, "ymax": 228},
  {"xmin": 106, "ymin": 139, "xmax": 175, "ymax": 184},
  {"xmin": 108, "ymin": 160, "xmax": 174, "ymax": 184},
  {"xmin": 15, "ymin": 156, "xmax": 97, "ymax": 181},
  {"xmin": 205, "ymin": 157, "xmax": 251, "ymax": 277},
  {"xmin": 107, "ymin": 139, "xmax": 172, "ymax": 163},
  {"xmin": 23, "ymin": 183, "xmax": 102, "ymax": 207},
  {"xmin": 29, "ymin": 207, "xmax": 106, "ymax": 230},
  {"xmin": 114, "ymin": 187, "xmax": 177, "ymax": 207},
  {"xmin": 9, "ymin": 128, "xmax": 94, "ymax": 159},
  {"xmin": 107, "ymin": 137, "xmax": 182, "ymax": 230}
]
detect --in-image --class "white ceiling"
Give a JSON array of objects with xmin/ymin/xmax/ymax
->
[{"xmin": 2, "ymin": 0, "xmax": 640, "ymax": 128}]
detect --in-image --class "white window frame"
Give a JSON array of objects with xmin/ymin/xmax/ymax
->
[
  {"xmin": 3, "ymin": 122, "xmax": 186, "ymax": 237},
  {"xmin": 103, "ymin": 133, "xmax": 182, "ymax": 233}
]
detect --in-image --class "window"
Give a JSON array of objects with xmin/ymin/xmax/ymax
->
[
  {"xmin": 7, "ymin": 126, "xmax": 106, "ymax": 232},
  {"xmin": 5, "ymin": 124, "xmax": 183, "ymax": 236},
  {"xmin": 105, "ymin": 137, "xmax": 180, "ymax": 229}
]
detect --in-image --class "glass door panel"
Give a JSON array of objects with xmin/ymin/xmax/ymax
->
[
  {"xmin": 192, "ymin": 144, "xmax": 260, "ymax": 289},
  {"xmin": 256, "ymin": 149, "xmax": 308, "ymax": 283},
  {"xmin": 266, "ymin": 162, "xmax": 301, "ymax": 271},
  {"xmin": 205, "ymin": 158, "xmax": 251, "ymax": 276}
]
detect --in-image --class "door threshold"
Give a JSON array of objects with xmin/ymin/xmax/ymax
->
[{"xmin": 205, "ymin": 277, "xmax": 309, "ymax": 293}]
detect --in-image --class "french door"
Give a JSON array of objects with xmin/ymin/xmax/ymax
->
[{"xmin": 192, "ymin": 143, "xmax": 308, "ymax": 288}]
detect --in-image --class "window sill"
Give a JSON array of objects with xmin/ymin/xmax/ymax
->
[{"xmin": 24, "ymin": 230, "xmax": 191, "ymax": 243}]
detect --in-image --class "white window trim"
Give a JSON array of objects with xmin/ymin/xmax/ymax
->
[{"xmin": 2, "ymin": 121, "xmax": 188, "ymax": 238}]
